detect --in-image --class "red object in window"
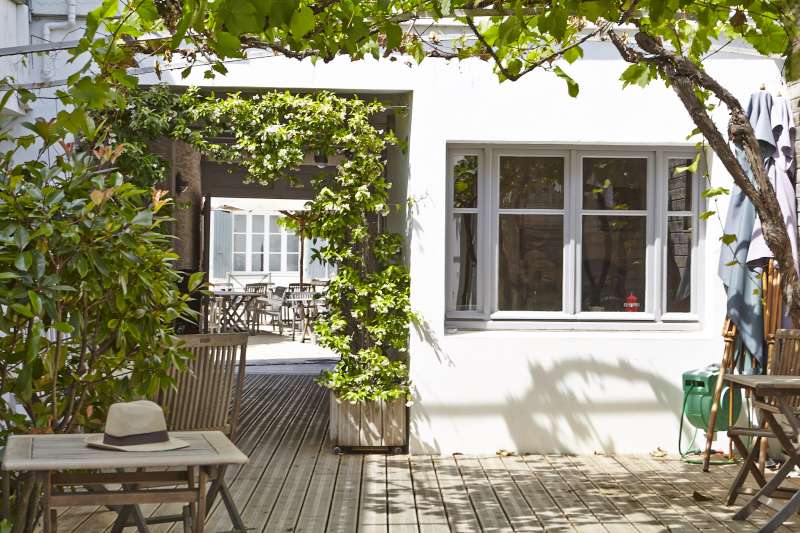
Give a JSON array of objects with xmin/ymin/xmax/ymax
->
[{"xmin": 624, "ymin": 292, "xmax": 640, "ymax": 312}]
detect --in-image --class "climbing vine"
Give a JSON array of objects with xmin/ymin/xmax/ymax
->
[{"xmin": 112, "ymin": 88, "xmax": 413, "ymax": 401}]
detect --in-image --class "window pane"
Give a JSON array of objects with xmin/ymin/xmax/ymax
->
[
  {"xmin": 234, "ymin": 214, "xmax": 247, "ymax": 233},
  {"xmin": 668, "ymin": 158, "xmax": 693, "ymax": 212},
  {"xmin": 233, "ymin": 253, "xmax": 246, "ymax": 271},
  {"xmin": 269, "ymin": 216, "xmax": 281, "ymax": 233},
  {"xmin": 286, "ymin": 234, "xmax": 299, "ymax": 253},
  {"xmin": 499, "ymin": 156, "xmax": 564, "ymax": 209},
  {"xmin": 269, "ymin": 253, "xmax": 281, "ymax": 271},
  {"xmin": 269, "ymin": 235, "xmax": 282, "ymax": 252},
  {"xmin": 252, "ymin": 215, "xmax": 265, "ymax": 233},
  {"xmin": 233, "ymin": 234, "xmax": 246, "ymax": 253},
  {"xmin": 450, "ymin": 213, "xmax": 478, "ymax": 311},
  {"xmin": 581, "ymin": 216, "xmax": 646, "ymax": 312},
  {"xmin": 252, "ymin": 254, "xmax": 263, "ymax": 271},
  {"xmin": 667, "ymin": 216, "xmax": 692, "ymax": 313},
  {"xmin": 287, "ymin": 253, "xmax": 299, "ymax": 271},
  {"xmin": 252, "ymin": 234, "xmax": 264, "ymax": 253},
  {"xmin": 453, "ymin": 155, "xmax": 478, "ymax": 209},
  {"xmin": 498, "ymin": 215, "xmax": 563, "ymax": 311},
  {"xmin": 583, "ymin": 158, "xmax": 647, "ymax": 211}
]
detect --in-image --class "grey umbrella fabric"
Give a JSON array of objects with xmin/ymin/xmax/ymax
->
[{"xmin": 718, "ymin": 90, "xmax": 795, "ymax": 365}]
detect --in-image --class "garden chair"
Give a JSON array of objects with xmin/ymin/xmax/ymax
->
[
  {"xmin": 244, "ymin": 282, "xmax": 272, "ymax": 295},
  {"xmin": 727, "ymin": 329, "xmax": 800, "ymax": 505},
  {"xmin": 248, "ymin": 286, "xmax": 286, "ymax": 335},
  {"xmin": 112, "ymin": 333, "xmax": 249, "ymax": 532}
]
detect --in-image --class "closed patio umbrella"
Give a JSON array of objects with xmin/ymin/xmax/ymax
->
[{"xmin": 718, "ymin": 89, "xmax": 798, "ymax": 366}]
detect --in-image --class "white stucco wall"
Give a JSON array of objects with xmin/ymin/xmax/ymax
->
[
  {"xmin": 149, "ymin": 48, "xmax": 783, "ymax": 455},
  {"xmin": 27, "ymin": 16, "xmax": 788, "ymax": 454}
]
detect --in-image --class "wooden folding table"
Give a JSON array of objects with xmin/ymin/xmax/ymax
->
[
  {"xmin": 2, "ymin": 430, "xmax": 248, "ymax": 533},
  {"xmin": 725, "ymin": 374, "xmax": 800, "ymax": 532}
]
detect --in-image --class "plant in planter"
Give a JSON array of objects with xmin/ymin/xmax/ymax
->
[{"xmin": 118, "ymin": 88, "xmax": 415, "ymax": 451}]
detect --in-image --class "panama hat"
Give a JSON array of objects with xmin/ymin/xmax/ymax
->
[{"xmin": 85, "ymin": 400, "xmax": 189, "ymax": 452}]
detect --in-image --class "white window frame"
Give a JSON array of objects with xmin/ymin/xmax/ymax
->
[
  {"xmin": 445, "ymin": 145, "xmax": 704, "ymax": 326},
  {"xmin": 230, "ymin": 213, "xmax": 301, "ymax": 274}
]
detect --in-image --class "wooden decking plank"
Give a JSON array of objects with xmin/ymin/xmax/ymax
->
[
  {"xmin": 615, "ymin": 455, "xmax": 743, "ymax": 532},
  {"xmin": 202, "ymin": 375, "xmax": 323, "ymax": 533},
  {"xmin": 293, "ymin": 430, "xmax": 341, "ymax": 533},
  {"xmin": 522, "ymin": 454, "xmax": 606, "ymax": 533},
  {"xmin": 386, "ymin": 456, "xmax": 419, "ymax": 532},
  {"xmin": 546, "ymin": 454, "xmax": 636, "ymax": 533},
  {"xmin": 567, "ymin": 454, "xmax": 664, "ymax": 533},
  {"xmin": 583, "ymin": 453, "xmax": 699, "ymax": 533},
  {"xmin": 647, "ymin": 454, "xmax": 799, "ymax": 533},
  {"xmin": 261, "ymin": 391, "xmax": 331, "ymax": 532},
  {"xmin": 477, "ymin": 456, "xmax": 542, "ymax": 532},
  {"xmin": 431, "ymin": 456, "xmax": 481, "ymax": 532},
  {"xmin": 454, "ymin": 456, "xmax": 513, "ymax": 532},
  {"xmin": 326, "ymin": 454, "xmax": 364, "ymax": 533},
  {"xmin": 501, "ymin": 455, "xmax": 573, "ymax": 532},
  {"xmin": 228, "ymin": 381, "xmax": 326, "ymax": 530},
  {"xmin": 359, "ymin": 454, "xmax": 389, "ymax": 533},
  {"xmin": 408, "ymin": 457, "xmax": 449, "ymax": 532}
]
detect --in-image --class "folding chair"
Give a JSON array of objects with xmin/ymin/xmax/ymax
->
[
  {"xmin": 112, "ymin": 333, "xmax": 249, "ymax": 532},
  {"xmin": 727, "ymin": 329, "xmax": 800, "ymax": 505}
]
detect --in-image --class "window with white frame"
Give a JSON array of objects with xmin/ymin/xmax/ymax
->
[
  {"xmin": 231, "ymin": 213, "xmax": 300, "ymax": 273},
  {"xmin": 446, "ymin": 147, "xmax": 702, "ymax": 322}
]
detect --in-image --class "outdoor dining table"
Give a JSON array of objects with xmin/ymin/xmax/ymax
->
[
  {"xmin": 210, "ymin": 290, "xmax": 260, "ymax": 333},
  {"xmin": 2, "ymin": 430, "xmax": 248, "ymax": 533},
  {"xmin": 724, "ymin": 374, "xmax": 800, "ymax": 532}
]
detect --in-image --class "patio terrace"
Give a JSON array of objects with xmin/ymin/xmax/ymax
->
[{"xmin": 52, "ymin": 372, "xmax": 800, "ymax": 532}]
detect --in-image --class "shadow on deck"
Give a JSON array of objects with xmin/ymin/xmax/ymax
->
[{"xmin": 54, "ymin": 374, "xmax": 799, "ymax": 532}]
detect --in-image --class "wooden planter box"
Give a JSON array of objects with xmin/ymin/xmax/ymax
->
[{"xmin": 329, "ymin": 392, "xmax": 407, "ymax": 453}]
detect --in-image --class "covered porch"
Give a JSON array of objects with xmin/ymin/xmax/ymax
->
[{"xmin": 50, "ymin": 371, "xmax": 800, "ymax": 533}]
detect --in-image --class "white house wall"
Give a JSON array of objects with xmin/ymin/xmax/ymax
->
[{"xmin": 33, "ymin": 22, "xmax": 788, "ymax": 453}]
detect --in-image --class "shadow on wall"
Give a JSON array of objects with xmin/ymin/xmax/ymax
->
[{"xmin": 411, "ymin": 357, "xmax": 689, "ymax": 455}]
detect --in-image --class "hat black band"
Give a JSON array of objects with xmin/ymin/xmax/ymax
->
[{"xmin": 103, "ymin": 430, "xmax": 169, "ymax": 447}]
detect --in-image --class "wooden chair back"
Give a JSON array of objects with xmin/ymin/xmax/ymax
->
[
  {"xmin": 767, "ymin": 329, "xmax": 800, "ymax": 408},
  {"xmin": 158, "ymin": 333, "xmax": 249, "ymax": 440},
  {"xmin": 245, "ymin": 282, "xmax": 272, "ymax": 295}
]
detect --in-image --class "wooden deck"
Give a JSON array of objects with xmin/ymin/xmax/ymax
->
[{"xmin": 55, "ymin": 373, "xmax": 800, "ymax": 532}]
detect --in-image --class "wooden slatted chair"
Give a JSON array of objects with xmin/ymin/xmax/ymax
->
[
  {"xmin": 727, "ymin": 329, "xmax": 800, "ymax": 506},
  {"xmin": 113, "ymin": 333, "xmax": 249, "ymax": 532}
]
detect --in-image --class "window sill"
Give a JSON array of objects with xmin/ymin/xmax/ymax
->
[{"xmin": 444, "ymin": 318, "xmax": 702, "ymax": 333}]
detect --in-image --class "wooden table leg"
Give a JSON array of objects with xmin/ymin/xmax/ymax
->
[
  {"xmin": 196, "ymin": 467, "xmax": 207, "ymax": 533},
  {"xmin": 40, "ymin": 471, "xmax": 53, "ymax": 533},
  {"xmin": 734, "ymin": 409, "xmax": 800, "ymax": 521}
]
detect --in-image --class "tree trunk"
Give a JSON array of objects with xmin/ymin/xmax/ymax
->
[{"xmin": 609, "ymin": 30, "xmax": 800, "ymax": 326}]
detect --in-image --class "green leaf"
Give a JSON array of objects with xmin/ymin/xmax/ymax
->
[
  {"xmin": 702, "ymin": 186, "xmax": 729, "ymax": 198},
  {"xmin": 699, "ymin": 210, "xmax": 715, "ymax": 220},
  {"xmin": 131, "ymin": 210, "xmax": 154, "ymax": 226},
  {"xmin": 620, "ymin": 64, "xmax": 652, "ymax": 88},
  {"xmin": 213, "ymin": 31, "xmax": 242, "ymax": 58},
  {"xmin": 553, "ymin": 66, "xmax": 579, "ymax": 97},
  {"xmin": 188, "ymin": 271, "xmax": 206, "ymax": 291},
  {"xmin": 720, "ymin": 233, "xmax": 737, "ymax": 245},
  {"xmin": 27, "ymin": 291, "xmax": 42, "ymax": 315},
  {"xmin": 290, "ymin": 6, "xmax": 315, "ymax": 39},
  {"xmin": 562, "ymin": 46, "xmax": 583, "ymax": 64}
]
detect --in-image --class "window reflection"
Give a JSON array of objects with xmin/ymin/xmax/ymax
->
[
  {"xmin": 452, "ymin": 213, "xmax": 478, "ymax": 311},
  {"xmin": 453, "ymin": 156, "xmax": 478, "ymax": 209},
  {"xmin": 583, "ymin": 158, "xmax": 647, "ymax": 211},
  {"xmin": 668, "ymin": 159, "xmax": 693, "ymax": 212},
  {"xmin": 499, "ymin": 157, "xmax": 564, "ymax": 209},
  {"xmin": 582, "ymin": 216, "xmax": 646, "ymax": 312},
  {"xmin": 499, "ymin": 215, "xmax": 563, "ymax": 311}
]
